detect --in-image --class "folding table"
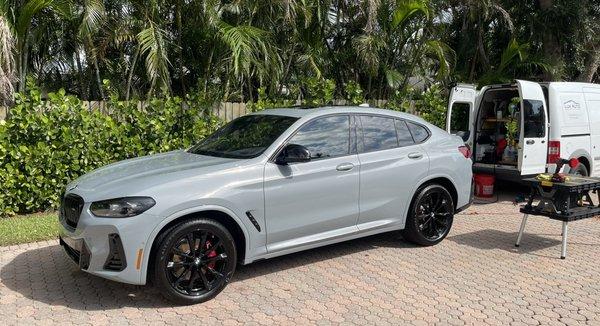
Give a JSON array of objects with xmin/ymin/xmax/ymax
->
[{"xmin": 515, "ymin": 176, "xmax": 600, "ymax": 259}]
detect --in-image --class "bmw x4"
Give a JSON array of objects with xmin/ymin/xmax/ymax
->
[{"xmin": 58, "ymin": 106, "xmax": 473, "ymax": 304}]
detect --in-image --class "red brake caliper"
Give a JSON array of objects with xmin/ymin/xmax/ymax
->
[{"xmin": 206, "ymin": 241, "xmax": 217, "ymax": 269}]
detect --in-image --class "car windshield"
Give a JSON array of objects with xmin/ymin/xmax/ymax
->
[{"xmin": 188, "ymin": 114, "xmax": 299, "ymax": 159}]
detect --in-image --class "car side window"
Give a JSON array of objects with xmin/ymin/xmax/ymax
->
[
  {"xmin": 395, "ymin": 120, "xmax": 416, "ymax": 146},
  {"xmin": 359, "ymin": 115, "xmax": 399, "ymax": 152},
  {"xmin": 288, "ymin": 115, "xmax": 350, "ymax": 160},
  {"xmin": 407, "ymin": 121, "xmax": 429, "ymax": 143}
]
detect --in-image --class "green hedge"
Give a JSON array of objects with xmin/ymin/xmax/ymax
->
[
  {"xmin": 0, "ymin": 81, "xmax": 449, "ymax": 216},
  {"xmin": 0, "ymin": 88, "xmax": 220, "ymax": 216}
]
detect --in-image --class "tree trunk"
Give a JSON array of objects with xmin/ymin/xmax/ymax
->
[
  {"xmin": 126, "ymin": 43, "xmax": 141, "ymax": 100},
  {"xmin": 18, "ymin": 33, "xmax": 30, "ymax": 93},
  {"xmin": 539, "ymin": 0, "xmax": 561, "ymax": 80},
  {"xmin": 176, "ymin": 0, "xmax": 186, "ymax": 94},
  {"xmin": 577, "ymin": 51, "xmax": 600, "ymax": 82},
  {"xmin": 75, "ymin": 51, "xmax": 87, "ymax": 100},
  {"xmin": 86, "ymin": 36, "xmax": 105, "ymax": 100}
]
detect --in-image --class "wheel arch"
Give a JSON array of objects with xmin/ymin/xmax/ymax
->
[
  {"xmin": 565, "ymin": 149, "xmax": 592, "ymax": 175},
  {"xmin": 142, "ymin": 206, "xmax": 250, "ymax": 284},
  {"xmin": 407, "ymin": 175, "xmax": 459, "ymax": 214}
]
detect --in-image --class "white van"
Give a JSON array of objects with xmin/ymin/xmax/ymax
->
[{"xmin": 446, "ymin": 80, "xmax": 600, "ymax": 180}]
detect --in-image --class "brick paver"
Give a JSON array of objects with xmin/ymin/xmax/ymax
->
[{"xmin": 1, "ymin": 198, "xmax": 600, "ymax": 325}]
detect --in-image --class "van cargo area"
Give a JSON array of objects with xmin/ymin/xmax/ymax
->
[{"xmin": 473, "ymin": 87, "xmax": 521, "ymax": 169}]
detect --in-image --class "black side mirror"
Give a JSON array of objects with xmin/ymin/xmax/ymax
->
[{"xmin": 276, "ymin": 144, "xmax": 311, "ymax": 165}]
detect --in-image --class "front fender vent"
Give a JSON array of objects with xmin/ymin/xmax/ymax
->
[{"xmin": 104, "ymin": 234, "xmax": 127, "ymax": 271}]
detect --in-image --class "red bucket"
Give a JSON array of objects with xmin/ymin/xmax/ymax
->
[{"xmin": 474, "ymin": 174, "xmax": 495, "ymax": 198}]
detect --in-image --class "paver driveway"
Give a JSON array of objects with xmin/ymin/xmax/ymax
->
[{"xmin": 1, "ymin": 197, "xmax": 600, "ymax": 325}]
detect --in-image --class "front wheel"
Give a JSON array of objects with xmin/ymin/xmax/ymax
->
[
  {"xmin": 402, "ymin": 184, "xmax": 454, "ymax": 246},
  {"xmin": 154, "ymin": 218, "xmax": 237, "ymax": 305}
]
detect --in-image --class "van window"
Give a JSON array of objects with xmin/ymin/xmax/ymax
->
[
  {"xmin": 449, "ymin": 102, "xmax": 470, "ymax": 134},
  {"xmin": 523, "ymin": 100, "xmax": 546, "ymax": 138}
]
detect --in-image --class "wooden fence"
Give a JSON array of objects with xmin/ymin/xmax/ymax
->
[{"xmin": 0, "ymin": 99, "xmax": 407, "ymax": 122}]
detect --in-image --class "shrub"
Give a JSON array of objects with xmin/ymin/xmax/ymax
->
[{"xmin": 0, "ymin": 87, "xmax": 220, "ymax": 216}]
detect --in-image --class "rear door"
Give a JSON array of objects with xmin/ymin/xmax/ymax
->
[
  {"xmin": 517, "ymin": 80, "xmax": 549, "ymax": 175},
  {"xmin": 446, "ymin": 84, "xmax": 477, "ymax": 148},
  {"xmin": 356, "ymin": 115, "xmax": 430, "ymax": 230}
]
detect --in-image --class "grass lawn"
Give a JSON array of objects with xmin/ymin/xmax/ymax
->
[{"xmin": 0, "ymin": 213, "xmax": 59, "ymax": 246}]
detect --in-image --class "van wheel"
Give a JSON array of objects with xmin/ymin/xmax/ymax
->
[
  {"xmin": 154, "ymin": 218, "xmax": 237, "ymax": 305},
  {"xmin": 402, "ymin": 184, "xmax": 454, "ymax": 246},
  {"xmin": 568, "ymin": 162, "xmax": 588, "ymax": 177}
]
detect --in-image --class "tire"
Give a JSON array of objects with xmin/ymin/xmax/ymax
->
[
  {"xmin": 568, "ymin": 162, "xmax": 588, "ymax": 177},
  {"xmin": 154, "ymin": 218, "xmax": 237, "ymax": 305},
  {"xmin": 402, "ymin": 184, "xmax": 454, "ymax": 246}
]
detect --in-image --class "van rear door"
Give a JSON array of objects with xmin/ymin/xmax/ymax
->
[
  {"xmin": 517, "ymin": 80, "xmax": 549, "ymax": 175},
  {"xmin": 446, "ymin": 84, "xmax": 477, "ymax": 148}
]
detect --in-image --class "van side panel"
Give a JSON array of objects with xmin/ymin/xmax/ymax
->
[
  {"xmin": 583, "ymin": 87, "xmax": 600, "ymax": 176},
  {"xmin": 547, "ymin": 83, "xmax": 594, "ymax": 175}
]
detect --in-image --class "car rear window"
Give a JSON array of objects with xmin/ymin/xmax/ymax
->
[
  {"xmin": 395, "ymin": 120, "xmax": 415, "ymax": 146},
  {"xmin": 407, "ymin": 121, "xmax": 430, "ymax": 143}
]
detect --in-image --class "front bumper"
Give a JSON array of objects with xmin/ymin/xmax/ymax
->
[{"xmin": 58, "ymin": 196, "xmax": 158, "ymax": 285}]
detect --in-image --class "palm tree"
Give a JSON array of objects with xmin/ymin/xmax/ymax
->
[
  {"xmin": 0, "ymin": 3, "xmax": 15, "ymax": 105},
  {"xmin": 3, "ymin": 0, "xmax": 71, "ymax": 93},
  {"xmin": 353, "ymin": 0, "xmax": 455, "ymax": 98}
]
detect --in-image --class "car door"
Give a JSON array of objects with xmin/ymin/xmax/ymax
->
[
  {"xmin": 263, "ymin": 114, "xmax": 360, "ymax": 253},
  {"xmin": 446, "ymin": 84, "xmax": 477, "ymax": 148},
  {"xmin": 517, "ymin": 80, "xmax": 549, "ymax": 175},
  {"xmin": 356, "ymin": 115, "xmax": 430, "ymax": 230}
]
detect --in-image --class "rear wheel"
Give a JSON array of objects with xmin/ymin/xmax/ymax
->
[
  {"xmin": 402, "ymin": 184, "xmax": 454, "ymax": 246},
  {"xmin": 154, "ymin": 218, "xmax": 237, "ymax": 305},
  {"xmin": 568, "ymin": 161, "xmax": 588, "ymax": 177}
]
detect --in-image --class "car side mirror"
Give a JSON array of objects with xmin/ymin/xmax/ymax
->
[{"xmin": 276, "ymin": 144, "xmax": 311, "ymax": 165}]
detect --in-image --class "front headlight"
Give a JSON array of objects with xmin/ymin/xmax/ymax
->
[{"xmin": 90, "ymin": 197, "xmax": 156, "ymax": 218}]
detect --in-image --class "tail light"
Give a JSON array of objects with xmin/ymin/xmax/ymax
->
[
  {"xmin": 547, "ymin": 141, "xmax": 560, "ymax": 163},
  {"xmin": 458, "ymin": 146, "xmax": 472, "ymax": 159}
]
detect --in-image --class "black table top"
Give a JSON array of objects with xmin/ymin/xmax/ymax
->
[{"xmin": 522, "ymin": 176, "xmax": 600, "ymax": 192}]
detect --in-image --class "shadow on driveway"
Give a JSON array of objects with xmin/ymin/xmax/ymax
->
[
  {"xmin": 447, "ymin": 229, "xmax": 561, "ymax": 255},
  {"xmin": 1, "ymin": 232, "xmax": 415, "ymax": 310}
]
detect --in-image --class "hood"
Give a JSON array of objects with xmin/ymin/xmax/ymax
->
[{"xmin": 71, "ymin": 150, "xmax": 240, "ymax": 194}]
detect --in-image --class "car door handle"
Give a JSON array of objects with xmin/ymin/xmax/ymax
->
[
  {"xmin": 336, "ymin": 163, "xmax": 354, "ymax": 171},
  {"xmin": 526, "ymin": 140, "xmax": 535, "ymax": 145},
  {"xmin": 408, "ymin": 152, "xmax": 423, "ymax": 159}
]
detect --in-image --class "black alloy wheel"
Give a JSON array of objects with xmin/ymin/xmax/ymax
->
[
  {"xmin": 154, "ymin": 218, "xmax": 236, "ymax": 304},
  {"xmin": 402, "ymin": 184, "xmax": 454, "ymax": 246}
]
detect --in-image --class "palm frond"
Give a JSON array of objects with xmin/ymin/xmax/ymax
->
[
  {"xmin": 391, "ymin": 0, "xmax": 429, "ymax": 30},
  {"xmin": 78, "ymin": 0, "xmax": 105, "ymax": 40},
  {"xmin": 137, "ymin": 22, "xmax": 171, "ymax": 92}
]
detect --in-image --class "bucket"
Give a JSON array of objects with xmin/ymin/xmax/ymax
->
[{"xmin": 474, "ymin": 174, "xmax": 495, "ymax": 198}]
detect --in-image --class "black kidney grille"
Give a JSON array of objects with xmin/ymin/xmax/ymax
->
[{"xmin": 62, "ymin": 194, "xmax": 84, "ymax": 228}]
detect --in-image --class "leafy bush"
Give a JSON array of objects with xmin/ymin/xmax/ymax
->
[
  {"xmin": 0, "ymin": 86, "xmax": 220, "ymax": 216},
  {"xmin": 343, "ymin": 81, "xmax": 365, "ymax": 105},
  {"xmin": 384, "ymin": 84, "xmax": 448, "ymax": 129},
  {"xmin": 414, "ymin": 84, "xmax": 447, "ymax": 129},
  {"xmin": 302, "ymin": 77, "xmax": 336, "ymax": 106}
]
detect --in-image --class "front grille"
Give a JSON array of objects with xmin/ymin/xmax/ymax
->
[{"xmin": 61, "ymin": 194, "xmax": 84, "ymax": 228}]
